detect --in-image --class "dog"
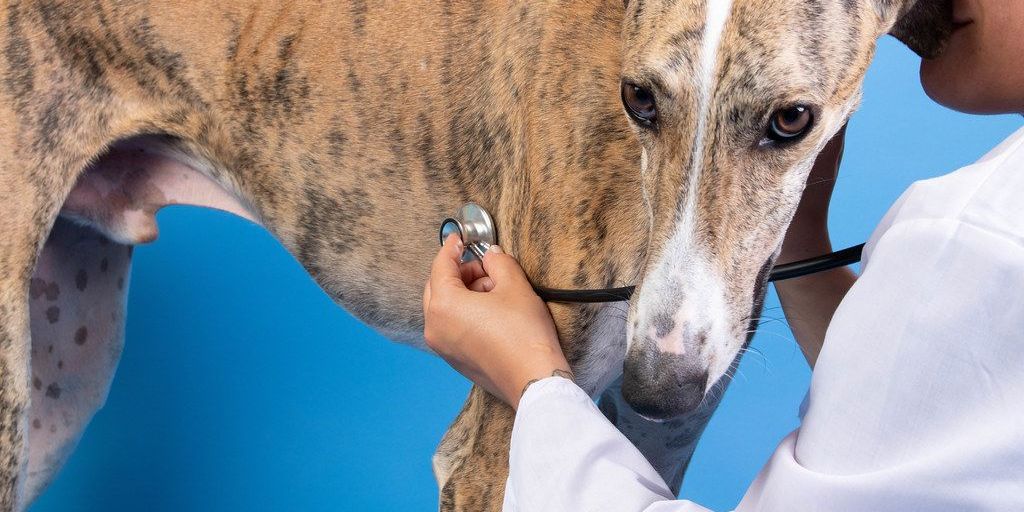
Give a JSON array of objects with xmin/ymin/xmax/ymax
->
[{"xmin": 0, "ymin": 0, "xmax": 949, "ymax": 510}]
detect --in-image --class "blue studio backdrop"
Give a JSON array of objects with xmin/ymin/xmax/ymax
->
[{"xmin": 32, "ymin": 38, "xmax": 1022, "ymax": 511}]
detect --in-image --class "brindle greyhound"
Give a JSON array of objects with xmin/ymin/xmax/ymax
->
[{"xmin": 0, "ymin": 0, "xmax": 949, "ymax": 510}]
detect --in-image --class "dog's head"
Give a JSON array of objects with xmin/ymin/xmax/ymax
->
[{"xmin": 620, "ymin": 0, "xmax": 951, "ymax": 419}]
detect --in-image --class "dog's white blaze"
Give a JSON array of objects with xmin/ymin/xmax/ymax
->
[
  {"xmin": 633, "ymin": 0, "xmax": 733, "ymax": 362},
  {"xmin": 639, "ymin": 148, "xmax": 655, "ymax": 238},
  {"xmin": 646, "ymin": 226, "xmax": 729, "ymax": 358},
  {"xmin": 688, "ymin": 0, "xmax": 733, "ymax": 212}
]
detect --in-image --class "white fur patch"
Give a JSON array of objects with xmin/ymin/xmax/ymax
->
[
  {"xmin": 631, "ymin": 0, "xmax": 734, "ymax": 375},
  {"xmin": 641, "ymin": 225, "xmax": 729, "ymax": 361},
  {"xmin": 639, "ymin": 148, "xmax": 654, "ymax": 242},
  {"xmin": 576, "ymin": 305, "xmax": 630, "ymax": 396},
  {"xmin": 689, "ymin": 0, "xmax": 734, "ymax": 206}
]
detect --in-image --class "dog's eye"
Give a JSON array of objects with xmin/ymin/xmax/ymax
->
[
  {"xmin": 621, "ymin": 81, "xmax": 657, "ymax": 126},
  {"xmin": 767, "ymin": 106, "xmax": 813, "ymax": 142}
]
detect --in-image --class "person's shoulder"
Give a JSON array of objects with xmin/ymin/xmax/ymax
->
[{"xmin": 868, "ymin": 125, "xmax": 1024, "ymax": 254}]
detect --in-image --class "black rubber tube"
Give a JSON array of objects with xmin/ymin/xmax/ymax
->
[{"xmin": 532, "ymin": 244, "xmax": 865, "ymax": 303}]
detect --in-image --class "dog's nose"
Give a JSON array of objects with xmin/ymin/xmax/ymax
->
[{"xmin": 621, "ymin": 337, "xmax": 710, "ymax": 420}]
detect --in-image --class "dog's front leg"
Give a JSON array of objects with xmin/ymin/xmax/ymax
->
[
  {"xmin": 0, "ymin": 162, "xmax": 57, "ymax": 511},
  {"xmin": 0, "ymin": 242, "xmax": 33, "ymax": 512},
  {"xmin": 434, "ymin": 386, "xmax": 513, "ymax": 512}
]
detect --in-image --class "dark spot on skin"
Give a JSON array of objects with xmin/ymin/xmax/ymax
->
[
  {"xmin": 57, "ymin": 360, "xmax": 63, "ymax": 370},
  {"xmin": 100, "ymin": 258, "xmax": 109, "ymax": 272},
  {"xmin": 117, "ymin": 277, "xmax": 124, "ymax": 290},
  {"xmin": 32, "ymin": 419, "xmax": 40, "ymax": 429},
  {"xmin": 33, "ymin": 377, "xmax": 41, "ymax": 390},
  {"xmin": 45, "ymin": 282, "xmax": 60, "ymax": 301},
  {"xmin": 45, "ymin": 382, "xmax": 61, "ymax": 399},
  {"xmin": 47, "ymin": 345, "xmax": 53, "ymax": 354},
  {"xmin": 76, "ymin": 269, "xmax": 88, "ymax": 291},
  {"xmin": 74, "ymin": 326, "xmax": 88, "ymax": 345},
  {"xmin": 46, "ymin": 306, "xmax": 60, "ymax": 324},
  {"xmin": 30, "ymin": 278, "xmax": 46, "ymax": 300}
]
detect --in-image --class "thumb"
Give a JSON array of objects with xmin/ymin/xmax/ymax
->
[
  {"xmin": 430, "ymin": 233, "xmax": 469, "ymax": 295},
  {"xmin": 481, "ymin": 245, "xmax": 530, "ymax": 288}
]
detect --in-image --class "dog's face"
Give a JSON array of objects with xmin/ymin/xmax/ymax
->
[{"xmin": 619, "ymin": 0, "xmax": 951, "ymax": 419}]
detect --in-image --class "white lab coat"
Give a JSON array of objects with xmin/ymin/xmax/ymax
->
[{"xmin": 502, "ymin": 125, "xmax": 1024, "ymax": 512}]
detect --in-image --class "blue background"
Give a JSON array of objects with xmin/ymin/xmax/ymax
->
[{"xmin": 32, "ymin": 38, "xmax": 1021, "ymax": 511}]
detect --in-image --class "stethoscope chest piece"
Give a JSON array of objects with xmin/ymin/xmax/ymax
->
[{"xmin": 439, "ymin": 202, "xmax": 497, "ymax": 262}]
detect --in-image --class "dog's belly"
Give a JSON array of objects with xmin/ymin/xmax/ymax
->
[
  {"xmin": 22, "ymin": 136, "xmax": 268, "ymax": 498},
  {"xmin": 25, "ymin": 219, "xmax": 132, "ymax": 501}
]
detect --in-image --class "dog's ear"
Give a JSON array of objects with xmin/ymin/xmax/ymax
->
[{"xmin": 887, "ymin": 0, "xmax": 954, "ymax": 59}]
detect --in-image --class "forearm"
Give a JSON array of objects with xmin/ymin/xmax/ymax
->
[
  {"xmin": 774, "ymin": 254, "xmax": 856, "ymax": 368},
  {"xmin": 505, "ymin": 377, "xmax": 712, "ymax": 512}
]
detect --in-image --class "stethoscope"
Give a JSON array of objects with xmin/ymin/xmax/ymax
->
[{"xmin": 439, "ymin": 203, "xmax": 864, "ymax": 304}]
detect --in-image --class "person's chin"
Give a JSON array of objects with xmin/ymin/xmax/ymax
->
[
  {"xmin": 921, "ymin": 60, "xmax": 1017, "ymax": 115},
  {"xmin": 920, "ymin": 54, "xmax": 993, "ymax": 115},
  {"xmin": 921, "ymin": 57, "xmax": 962, "ymax": 108}
]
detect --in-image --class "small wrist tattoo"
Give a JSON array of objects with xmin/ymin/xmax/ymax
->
[{"xmin": 520, "ymin": 369, "xmax": 576, "ymax": 401}]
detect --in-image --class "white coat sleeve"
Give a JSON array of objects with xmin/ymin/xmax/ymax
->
[{"xmin": 501, "ymin": 376, "xmax": 714, "ymax": 512}]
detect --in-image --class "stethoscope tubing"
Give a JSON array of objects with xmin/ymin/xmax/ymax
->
[
  {"xmin": 531, "ymin": 244, "xmax": 865, "ymax": 303},
  {"xmin": 440, "ymin": 202, "xmax": 865, "ymax": 304}
]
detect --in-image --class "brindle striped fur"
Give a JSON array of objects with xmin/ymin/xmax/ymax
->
[{"xmin": 0, "ymin": 0, "xmax": 948, "ymax": 510}]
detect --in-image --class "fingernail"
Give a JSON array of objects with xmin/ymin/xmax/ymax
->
[
  {"xmin": 488, "ymin": 244, "xmax": 503, "ymax": 254},
  {"xmin": 445, "ymin": 233, "xmax": 463, "ymax": 250}
]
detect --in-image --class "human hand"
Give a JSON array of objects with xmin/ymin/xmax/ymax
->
[
  {"xmin": 423, "ymin": 233, "xmax": 574, "ymax": 409},
  {"xmin": 778, "ymin": 124, "xmax": 847, "ymax": 265}
]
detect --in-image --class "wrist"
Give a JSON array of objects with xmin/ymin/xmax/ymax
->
[{"xmin": 514, "ymin": 367, "xmax": 575, "ymax": 410}]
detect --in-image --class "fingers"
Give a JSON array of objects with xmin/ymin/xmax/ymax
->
[
  {"xmin": 430, "ymin": 233, "xmax": 468, "ymax": 297},
  {"xmin": 468, "ymin": 276, "xmax": 495, "ymax": 292},
  {"xmin": 481, "ymin": 245, "xmax": 530, "ymax": 289},
  {"xmin": 460, "ymin": 258, "xmax": 488, "ymax": 286}
]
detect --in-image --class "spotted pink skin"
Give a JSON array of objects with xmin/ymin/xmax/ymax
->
[
  {"xmin": 23, "ymin": 137, "xmax": 256, "ymax": 500},
  {"xmin": 61, "ymin": 137, "xmax": 257, "ymax": 246},
  {"xmin": 26, "ymin": 219, "xmax": 131, "ymax": 499}
]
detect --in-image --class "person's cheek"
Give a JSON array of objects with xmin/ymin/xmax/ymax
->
[
  {"xmin": 921, "ymin": 23, "xmax": 990, "ymax": 113},
  {"xmin": 931, "ymin": 1, "xmax": 1024, "ymax": 114},
  {"xmin": 987, "ymin": 9, "xmax": 1024, "ymax": 110}
]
